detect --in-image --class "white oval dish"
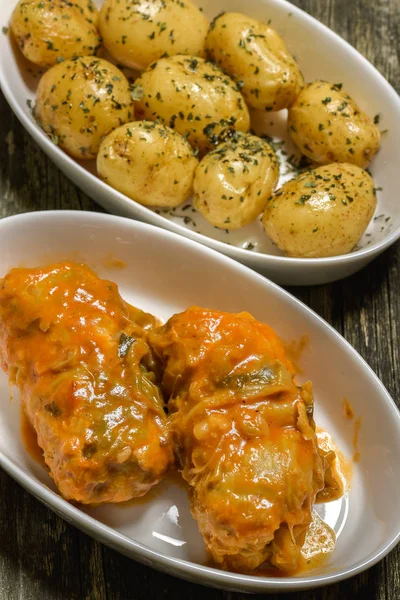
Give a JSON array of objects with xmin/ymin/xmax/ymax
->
[
  {"xmin": 0, "ymin": 0, "xmax": 399, "ymax": 285},
  {"xmin": 0, "ymin": 210, "xmax": 399, "ymax": 592}
]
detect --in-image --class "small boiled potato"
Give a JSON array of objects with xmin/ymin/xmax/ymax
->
[
  {"xmin": 80, "ymin": 0, "xmax": 99, "ymax": 25},
  {"xmin": 205, "ymin": 12, "xmax": 304, "ymax": 112},
  {"xmin": 263, "ymin": 163, "xmax": 376, "ymax": 258},
  {"xmin": 99, "ymin": 0, "xmax": 209, "ymax": 71},
  {"xmin": 288, "ymin": 81, "xmax": 381, "ymax": 168},
  {"xmin": 35, "ymin": 57, "xmax": 134, "ymax": 159},
  {"xmin": 97, "ymin": 121, "xmax": 198, "ymax": 208},
  {"xmin": 193, "ymin": 132, "xmax": 279, "ymax": 229},
  {"xmin": 134, "ymin": 56, "xmax": 250, "ymax": 155},
  {"xmin": 10, "ymin": 0, "xmax": 101, "ymax": 68}
]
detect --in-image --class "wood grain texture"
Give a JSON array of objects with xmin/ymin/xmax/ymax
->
[{"xmin": 0, "ymin": 0, "xmax": 399, "ymax": 598}]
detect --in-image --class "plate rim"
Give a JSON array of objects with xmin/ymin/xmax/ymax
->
[
  {"xmin": 0, "ymin": 209, "xmax": 399, "ymax": 592},
  {"xmin": 0, "ymin": 0, "xmax": 399, "ymax": 269}
]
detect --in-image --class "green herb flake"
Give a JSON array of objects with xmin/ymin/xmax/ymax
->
[
  {"xmin": 44, "ymin": 401, "xmax": 61, "ymax": 417},
  {"xmin": 295, "ymin": 194, "xmax": 311, "ymax": 205},
  {"xmin": 82, "ymin": 443, "xmax": 97, "ymax": 458},
  {"xmin": 118, "ymin": 333, "xmax": 135, "ymax": 358}
]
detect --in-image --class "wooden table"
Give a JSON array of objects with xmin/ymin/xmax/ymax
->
[{"xmin": 0, "ymin": 0, "xmax": 399, "ymax": 598}]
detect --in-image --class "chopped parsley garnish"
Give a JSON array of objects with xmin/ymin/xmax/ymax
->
[{"xmin": 118, "ymin": 333, "xmax": 135, "ymax": 358}]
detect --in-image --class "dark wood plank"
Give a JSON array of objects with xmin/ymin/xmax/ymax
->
[{"xmin": 0, "ymin": 0, "xmax": 399, "ymax": 598}]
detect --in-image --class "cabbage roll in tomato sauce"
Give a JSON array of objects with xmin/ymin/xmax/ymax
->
[
  {"xmin": 149, "ymin": 307, "xmax": 342, "ymax": 573},
  {"xmin": 0, "ymin": 262, "xmax": 172, "ymax": 504}
]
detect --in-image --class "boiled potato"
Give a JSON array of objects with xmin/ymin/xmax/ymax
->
[
  {"xmin": 205, "ymin": 12, "xmax": 303, "ymax": 112},
  {"xmin": 10, "ymin": 0, "xmax": 101, "ymax": 68},
  {"xmin": 99, "ymin": 0, "xmax": 209, "ymax": 71},
  {"xmin": 35, "ymin": 57, "xmax": 134, "ymax": 159},
  {"xmin": 97, "ymin": 121, "xmax": 198, "ymax": 208},
  {"xmin": 193, "ymin": 132, "xmax": 279, "ymax": 229},
  {"xmin": 134, "ymin": 56, "xmax": 250, "ymax": 155},
  {"xmin": 79, "ymin": 0, "xmax": 99, "ymax": 24},
  {"xmin": 263, "ymin": 163, "xmax": 376, "ymax": 258},
  {"xmin": 288, "ymin": 81, "xmax": 381, "ymax": 168}
]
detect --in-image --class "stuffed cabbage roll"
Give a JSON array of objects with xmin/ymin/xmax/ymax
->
[
  {"xmin": 149, "ymin": 307, "xmax": 342, "ymax": 573},
  {"xmin": 0, "ymin": 262, "xmax": 172, "ymax": 504}
]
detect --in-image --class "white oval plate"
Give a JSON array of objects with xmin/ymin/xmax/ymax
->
[
  {"xmin": 0, "ymin": 210, "xmax": 399, "ymax": 592},
  {"xmin": 0, "ymin": 1, "xmax": 399, "ymax": 286}
]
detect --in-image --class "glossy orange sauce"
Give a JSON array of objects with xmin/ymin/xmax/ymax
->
[
  {"xmin": 342, "ymin": 397, "xmax": 355, "ymax": 420},
  {"xmin": 342, "ymin": 397, "xmax": 361, "ymax": 462},
  {"xmin": 21, "ymin": 406, "xmax": 186, "ymax": 507},
  {"xmin": 21, "ymin": 408, "xmax": 45, "ymax": 466},
  {"xmin": 282, "ymin": 334, "xmax": 309, "ymax": 375},
  {"xmin": 353, "ymin": 417, "xmax": 362, "ymax": 463},
  {"xmin": 102, "ymin": 256, "xmax": 127, "ymax": 270}
]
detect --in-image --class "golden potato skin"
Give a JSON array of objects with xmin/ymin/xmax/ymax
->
[
  {"xmin": 288, "ymin": 81, "xmax": 381, "ymax": 168},
  {"xmin": 134, "ymin": 56, "xmax": 250, "ymax": 155},
  {"xmin": 99, "ymin": 0, "xmax": 209, "ymax": 71},
  {"xmin": 35, "ymin": 57, "xmax": 134, "ymax": 160},
  {"xmin": 193, "ymin": 133, "xmax": 279, "ymax": 229},
  {"xmin": 263, "ymin": 163, "xmax": 376, "ymax": 258},
  {"xmin": 97, "ymin": 121, "xmax": 198, "ymax": 208},
  {"xmin": 205, "ymin": 12, "xmax": 304, "ymax": 112},
  {"xmin": 10, "ymin": 0, "xmax": 101, "ymax": 68}
]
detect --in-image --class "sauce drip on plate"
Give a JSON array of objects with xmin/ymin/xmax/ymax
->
[{"xmin": 21, "ymin": 407, "xmax": 45, "ymax": 466}]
